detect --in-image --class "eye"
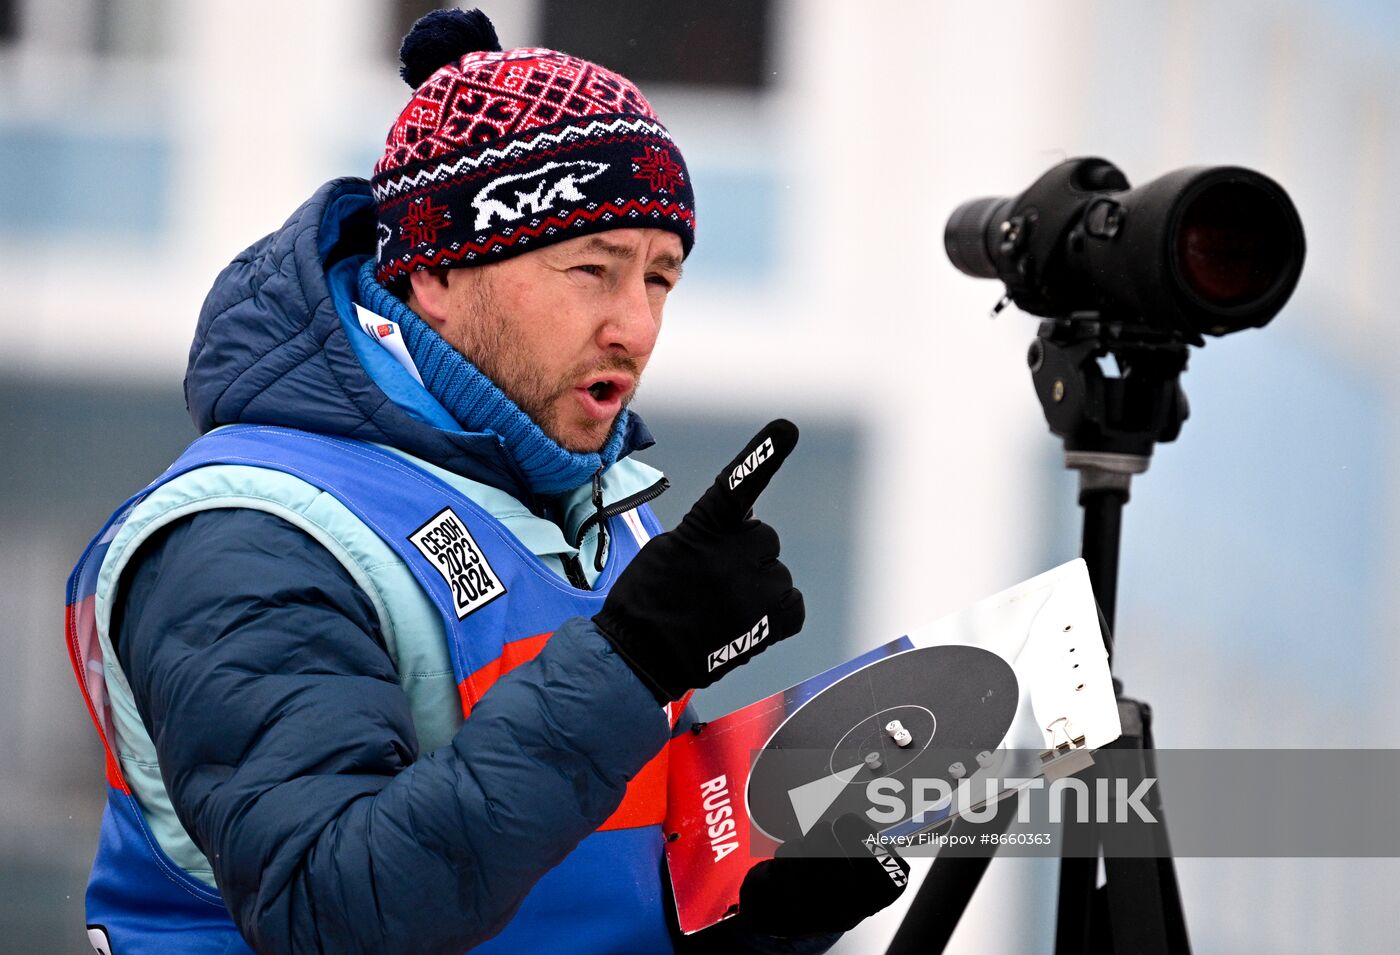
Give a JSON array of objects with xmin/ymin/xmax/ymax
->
[
  {"xmin": 647, "ymin": 273, "xmax": 676, "ymax": 291},
  {"xmin": 573, "ymin": 263, "xmax": 604, "ymax": 277}
]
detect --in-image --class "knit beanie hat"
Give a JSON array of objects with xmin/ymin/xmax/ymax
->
[{"xmin": 373, "ymin": 9, "xmax": 696, "ymax": 287}]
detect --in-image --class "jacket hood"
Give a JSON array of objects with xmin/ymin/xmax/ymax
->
[{"xmin": 185, "ymin": 178, "xmax": 653, "ymax": 503}]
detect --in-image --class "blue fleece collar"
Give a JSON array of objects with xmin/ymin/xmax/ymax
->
[{"xmin": 356, "ymin": 259, "xmax": 628, "ymax": 495}]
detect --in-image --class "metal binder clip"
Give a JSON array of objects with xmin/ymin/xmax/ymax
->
[{"xmin": 1040, "ymin": 716, "xmax": 1092, "ymax": 781}]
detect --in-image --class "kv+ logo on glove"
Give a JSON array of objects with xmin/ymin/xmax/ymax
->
[{"xmin": 594, "ymin": 420, "xmax": 805, "ymax": 703}]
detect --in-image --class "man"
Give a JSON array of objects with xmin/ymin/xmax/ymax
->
[{"xmin": 67, "ymin": 10, "xmax": 906, "ymax": 953}]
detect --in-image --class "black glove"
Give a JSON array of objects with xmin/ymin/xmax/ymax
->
[
  {"xmin": 594, "ymin": 420, "xmax": 805, "ymax": 703},
  {"xmin": 737, "ymin": 813, "xmax": 910, "ymax": 938}
]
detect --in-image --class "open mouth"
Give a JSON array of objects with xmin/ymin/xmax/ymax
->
[
  {"xmin": 576, "ymin": 373, "xmax": 634, "ymax": 419},
  {"xmin": 586, "ymin": 380, "xmax": 617, "ymax": 402}
]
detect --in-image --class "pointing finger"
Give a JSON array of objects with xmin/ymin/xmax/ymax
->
[{"xmin": 690, "ymin": 419, "xmax": 799, "ymax": 527}]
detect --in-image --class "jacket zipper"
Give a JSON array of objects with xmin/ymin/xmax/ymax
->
[
  {"xmin": 572, "ymin": 475, "xmax": 670, "ymax": 572},
  {"xmin": 561, "ymin": 553, "xmax": 591, "ymax": 590}
]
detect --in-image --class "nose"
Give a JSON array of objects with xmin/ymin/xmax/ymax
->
[{"xmin": 599, "ymin": 277, "xmax": 661, "ymax": 357}]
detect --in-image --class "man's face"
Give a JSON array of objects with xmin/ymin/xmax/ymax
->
[{"xmin": 411, "ymin": 228, "xmax": 683, "ymax": 454}]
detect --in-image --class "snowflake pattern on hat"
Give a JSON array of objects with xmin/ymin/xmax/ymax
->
[{"xmin": 631, "ymin": 147, "xmax": 685, "ymax": 194}]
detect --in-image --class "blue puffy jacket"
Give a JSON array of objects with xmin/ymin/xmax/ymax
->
[{"xmin": 110, "ymin": 179, "xmax": 836, "ymax": 954}]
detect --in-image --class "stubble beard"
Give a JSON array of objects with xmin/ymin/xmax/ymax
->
[{"xmin": 450, "ymin": 281, "xmax": 640, "ymax": 454}]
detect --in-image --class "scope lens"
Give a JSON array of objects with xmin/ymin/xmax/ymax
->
[{"xmin": 1175, "ymin": 181, "xmax": 1292, "ymax": 308}]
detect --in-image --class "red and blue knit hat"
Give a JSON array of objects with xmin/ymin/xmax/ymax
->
[{"xmin": 373, "ymin": 9, "xmax": 696, "ymax": 287}]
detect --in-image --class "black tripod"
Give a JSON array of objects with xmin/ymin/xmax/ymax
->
[{"xmin": 887, "ymin": 315, "xmax": 1191, "ymax": 954}]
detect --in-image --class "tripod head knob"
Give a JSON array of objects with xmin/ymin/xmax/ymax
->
[{"xmin": 1029, "ymin": 320, "xmax": 1190, "ymax": 459}]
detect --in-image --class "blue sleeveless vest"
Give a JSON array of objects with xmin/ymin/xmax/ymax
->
[{"xmin": 67, "ymin": 425, "xmax": 679, "ymax": 953}]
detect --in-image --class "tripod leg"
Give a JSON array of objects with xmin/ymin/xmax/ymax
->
[
  {"xmin": 884, "ymin": 797, "xmax": 1019, "ymax": 955},
  {"xmin": 1054, "ymin": 802, "xmax": 1098, "ymax": 952},
  {"xmin": 1135, "ymin": 701, "xmax": 1191, "ymax": 952},
  {"xmin": 1075, "ymin": 691, "xmax": 1187, "ymax": 952},
  {"xmin": 1097, "ymin": 698, "xmax": 1190, "ymax": 955}
]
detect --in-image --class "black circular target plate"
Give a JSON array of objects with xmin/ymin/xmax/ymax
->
[{"xmin": 747, "ymin": 645, "xmax": 1019, "ymax": 843}]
